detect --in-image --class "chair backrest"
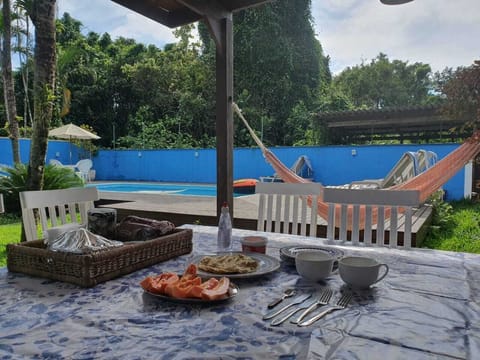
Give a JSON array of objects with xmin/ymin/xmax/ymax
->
[
  {"xmin": 255, "ymin": 182, "xmax": 322, "ymax": 237},
  {"xmin": 323, "ymin": 188, "xmax": 420, "ymax": 248},
  {"xmin": 19, "ymin": 187, "xmax": 99, "ymax": 241},
  {"xmin": 76, "ymin": 159, "xmax": 93, "ymax": 181},
  {"xmin": 76, "ymin": 159, "xmax": 92, "ymax": 172}
]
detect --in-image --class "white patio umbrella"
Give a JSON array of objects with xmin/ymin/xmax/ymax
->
[{"xmin": 48, "ymin": 123, "xmax": 100, "ymax": 164}]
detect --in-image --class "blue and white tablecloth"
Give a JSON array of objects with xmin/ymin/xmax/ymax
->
[{"xmin": 1, "ymin": 224, "xmax": 479, "ymax": 359}]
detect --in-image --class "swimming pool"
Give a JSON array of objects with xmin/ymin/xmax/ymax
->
[{"xmin": 89, "ymin": 182, "xmax": 248, "ymax": 197}]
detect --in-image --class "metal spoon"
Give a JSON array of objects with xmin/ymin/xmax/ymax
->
[{"xmin": 267, "ymin": 288, "xmax": 296, "ymax": 309}]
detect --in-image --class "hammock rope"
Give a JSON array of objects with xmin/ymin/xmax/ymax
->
[{"xmin": 233, "ymin": 103, "xmax": 480, "ymax": 226}]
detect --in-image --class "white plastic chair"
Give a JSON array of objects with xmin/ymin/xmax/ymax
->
[
  {"xmin": 75, "ymin": 159, "xmax": 93, "ymax": 182},
  {"xmin": 255, "ymin": 182, "xmax": 322, "ymax": 237},
  {"xmin": 49, "ymin": 159, "xmax": 76, "ymax": 172},
  {"xmin": 49, "ymin": 159, "xmax": 63, "ymax": 166},
  {"xmin": 19, "ymin": 187, "xmax": 99, "ymax": 241},
  {"xmin": 323, "ymin": 187, "xmax": 420, "ymax": 248}
]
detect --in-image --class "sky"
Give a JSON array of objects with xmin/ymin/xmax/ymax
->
[{"xmin": 58, "ymin": 0, "xmax": 480, "ymax": 75}]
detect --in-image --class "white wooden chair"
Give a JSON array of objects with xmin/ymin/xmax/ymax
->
[
  {"xmin": 19, "ymin": 187, "xmax": 99, "ymax": 241},
  {"xmin": 256, "ymin": 182, "xmax": 322, "ymax": 237},
  {"xmin": 323, "ymin": 187, "xmax": 421, "ymax": 248}
]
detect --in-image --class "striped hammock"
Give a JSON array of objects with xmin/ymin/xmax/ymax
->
[{"xmin": 233, "ymin": 103, "xmax": 480, "ymax": 225}]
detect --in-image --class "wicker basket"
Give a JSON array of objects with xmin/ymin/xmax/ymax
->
[{"xmin": 6, "ymin": 228, "xmax": 193, "ymax": 287}]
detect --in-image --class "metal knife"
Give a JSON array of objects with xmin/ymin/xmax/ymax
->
[
  {"xmin": 290, "ymin": 300, "xmax": 323, "ymax": 324},
  {"xmin": 263, "ymin": 293, "xmax": 312, "ymax": 320},
  {"xmin": 270, "ymin": 297, "xmax": 318, "ymax": 326}
]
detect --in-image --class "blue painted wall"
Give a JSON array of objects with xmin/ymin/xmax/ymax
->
[
  {"xmin": 0, "ymin": 137, "xmax": 464, "ymax": 200},
  {"xmin": 93, "ymin": 143, "xmax": 463, "ymax": 200},
  {"xmin": 0, "ymin": 137, "xmax": 79, "ymax": 166}
]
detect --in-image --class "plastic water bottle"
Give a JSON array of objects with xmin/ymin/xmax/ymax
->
[{"xmin": 217, "ymin": 202, "xmax": 232, "ymax": 252}]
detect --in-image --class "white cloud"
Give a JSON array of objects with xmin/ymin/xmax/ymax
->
[
  {"xmin": 312, "ymin": 0, "xmax": 480, "ymax": 74},
  {"xmin": 108, "ymin": 12, "xmax": 176, "ymax": 46},
  {"xmin": 58, "ymin": 0, "xmax": 176, "ymax": 47}
]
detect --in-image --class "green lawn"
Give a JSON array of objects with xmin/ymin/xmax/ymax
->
[
  {"xmin": 0, "ymin": 217, "xmax": 22, "ymax": 267},
  {"xmin": 1, "ymin": 200, "xmax": 480, "ymax": 266},
  {"xmin": 422, "ymin": 200, "xmax": 480, "ymax": 253}
]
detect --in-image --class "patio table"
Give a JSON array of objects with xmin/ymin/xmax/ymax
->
[{"xmin": 1, "ymin": 224, "xmax": 479, "ymax": 359}]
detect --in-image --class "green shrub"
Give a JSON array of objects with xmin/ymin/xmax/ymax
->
[
  {"xmin": 0, "ymin": 213, "xmax": 21, "ymax": 225},
  {"xmin": 426, "ymin": 190, "xmax": 454, "ymax": 238},
  {"xmin": 0, "ymin": 163, "xmax": 85, "ymax": 214}
]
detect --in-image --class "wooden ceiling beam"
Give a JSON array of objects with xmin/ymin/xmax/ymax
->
[
  {"xmin": 112, "ymin": 0, "xmax": 273, "ymax": 28},
  {"xmin": 179, "ymin": 0, "xmax": 229, "ymax": 18},
  {"xmin": 178, "ymin": 0, "xmax": 231, "ymax": 51},
  {"xmin": 111, "ymin": 0, "xmax": 201, "ymax": 27},
  {"xmin": 221, "ymin": 0, "xmax": 273, "ymax": 12}
]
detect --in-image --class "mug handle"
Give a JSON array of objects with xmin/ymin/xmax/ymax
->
[
  {"xmin": 373, "ymin": 264, "xmax": 389, "ymax": 284},
  {"xmin": 331, "ymin": 259, "xmax": 339, "ymax": 274}
]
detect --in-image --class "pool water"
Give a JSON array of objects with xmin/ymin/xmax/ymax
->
[{"xmin": 89, "ymin": 182, "xmax": 247, "ymax": 197}]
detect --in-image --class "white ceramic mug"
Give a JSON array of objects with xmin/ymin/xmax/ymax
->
[
  {"xmin": 295, "ymin": 251, "xmax": 337, "ymax": 281},
  {"xmin": 339, "ymin": 256, "xmax": 389, "ymax": 289}
]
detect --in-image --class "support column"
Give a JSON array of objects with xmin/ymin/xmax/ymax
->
[
  {"xmin": 214, "ymin": 15, "xmax": 234, "ymax": 221},
  {"xmin": 464, "ymin": 159, "xmax": 473, "ymax": 199}
]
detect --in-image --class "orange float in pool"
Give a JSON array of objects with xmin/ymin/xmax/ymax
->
[{"xmin": 233, "ymin": 178, "xmax": 258, "ymax": 194}]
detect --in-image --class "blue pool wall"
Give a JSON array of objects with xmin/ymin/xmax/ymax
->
[
  {"xmin": 0, "ymin": 137, "xmax": 463, "ymax": 200},
  {"xmin": 0, "ymin": 138, "xmax": 79, "ymax": 166}
]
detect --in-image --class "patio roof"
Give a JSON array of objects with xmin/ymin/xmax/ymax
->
[
  {"xmin": 111, "ymin": 0, "xmax": 273, "ymax": 220},
  {"xmin": 111, "ymin": 0, "xmax": 273, "ymax": 28},
  {"xmin": 317, "ymin": 105, "xmax": 469, "ymax": 143}
]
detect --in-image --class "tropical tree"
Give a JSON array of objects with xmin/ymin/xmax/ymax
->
[
  {"xmin": 13, "ymin": 0, "xmax": 34, "ymax": 130},
  {"xmin": 26, "ymin": 0, "xmax": 56, "ymax": 191},
  {"xmin": 332, "ymin": 53, "xmax": 436, "ymax": 109},
  {"xmin": 0, "ymin": 163, "xmax": 83, "ymax": 213},
  {"xmin": 199, "ymin": 0, "xmax": 329, "ymax": 146},
  {"xmin": 117, "ymin": 27, "xmax": 215, "ymax": 149},
  {"xmin": 2, "ymin": 0, "xmax": 21, "ymax": 163},
  {"xmin": 440, "ymin": 60, "xmax": 480, "ymax": 132}
]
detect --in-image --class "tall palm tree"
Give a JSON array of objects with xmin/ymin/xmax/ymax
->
[
  {"xmin": 26, "ymin": 0, "xmax": 56, "ymax": 191},
  {"xmin": 14, "ymin": 0, "xmax": 34, "ymax": 130},
  {"xmin": 2, "ymin": 0, "xmax": 21, "ymax": 163}
]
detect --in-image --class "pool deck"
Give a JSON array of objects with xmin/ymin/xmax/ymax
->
[
  {"xmin": 97, "ymin": 189, "xmax": 261, "ymax": 228},
  {"xmin": 96, "ymin": 186, "xmax": 432, "ymax": 247}
]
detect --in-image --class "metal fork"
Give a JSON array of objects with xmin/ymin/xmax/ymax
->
[
  {"xmin": 290, "ymin": 288, "xmax": 333, "ymax": 324},
  {"xmin": 298, "ymin": 292, "xmax": 352, "ymax": 327}
]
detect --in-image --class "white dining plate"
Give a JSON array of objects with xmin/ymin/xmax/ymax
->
[
  {"xmin": 144, "ymin": 281, "xmax": 239, "ymax": 304},
  {"xmin": 279, "ymin": 245, "xmax": 344, "ymax": 265},
  {"xmin": 190, "ymin": 252, "xmax": 281, "ymax": 279}
]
